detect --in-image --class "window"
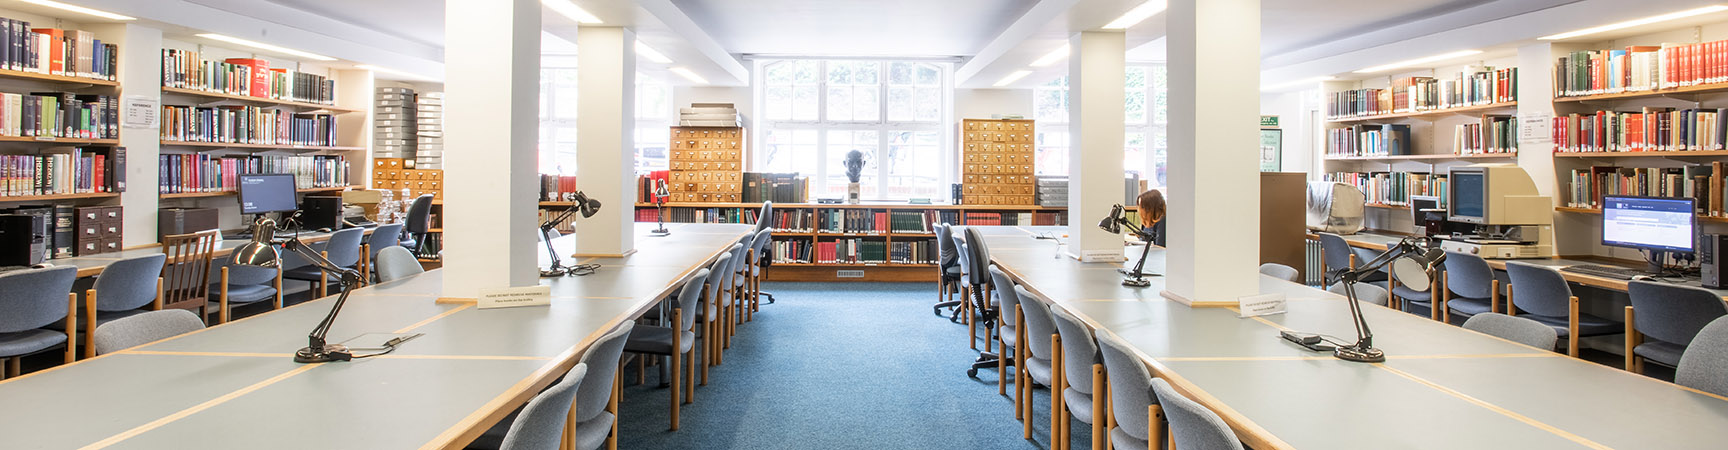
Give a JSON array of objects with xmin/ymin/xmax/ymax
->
[
  {"xmin": 1033, "ymin": 78, "xmax": 1069, "ymax": 176},
  {"xmin": 1028, "ymin": 65, "xmax": 1168, "ymax": 188},
  {"xmin": 539, "ymin": 53, "xmax": 580, "ymax": 175},
  {"xmin": 635, "ymin": 79, "xmax": 672, "ymax": 173},
  {"xmin": 755, "ymin": 59, "xmax": 952, "ymax": 200}
]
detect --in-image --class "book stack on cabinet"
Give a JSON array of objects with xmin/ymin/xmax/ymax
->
[
  {"xmin": 959, "ymin": 118, "xmax": 1036, "ymax": 205},
  {"xmin": 416, "ymin": 92, "xmax": 444, "ymax": 169},
  {"xmin": 371, "ymin": 157, "xmax": 441, "ymax": 201},
  {"xmin": 666, "ymin": 126, "xmax": 743, "ymax": 203},
  {"xmin": 375, "ymin": 87, "xmax": 416, "ymax": 165}
]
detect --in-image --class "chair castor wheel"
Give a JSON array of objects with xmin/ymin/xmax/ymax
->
[{"xmin": 967, "ymin": 368, "xmax": 979, "ymax": 378}]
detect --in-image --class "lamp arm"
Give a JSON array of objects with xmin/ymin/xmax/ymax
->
[
  {"xmin": 281, "ymin": 237, "xmax": 362, "ymax": 344},
  {"xmin": 1328, "ymin": 237, "xmax": 1429, "ymax": 286}
]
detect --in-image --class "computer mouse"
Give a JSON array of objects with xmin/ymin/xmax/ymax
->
[
  {"xmin": 1630, "ymin": 275, "xmax": 1655, "ymax": 281},
  {"xmin": 316, "ymin": 227, "xmax": 333, "ymax": 233}
]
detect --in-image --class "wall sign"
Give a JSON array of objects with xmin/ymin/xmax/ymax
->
[{"xmin": 123, "ymin": 95, "xmax": 158, "ymax": 129}]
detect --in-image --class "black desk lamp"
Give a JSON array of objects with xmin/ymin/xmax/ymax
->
[
  {"xmin": 231, "ymin": 215, "xmax": 365, "ymax": 363},
  {"xmin": 650, "ymin": 181, "xmax": 670, "ymax": 236},
  {"xmin": 1295, "ymin": 237, "xmax": 1445, "ymax": 363},
  {"xmin": 539, "ymin": 191, "xmax": 603, "ymax": 277},
  {"xmin": 1097, "ymin": 204, "xmax": 1158, "ymax": 287}
]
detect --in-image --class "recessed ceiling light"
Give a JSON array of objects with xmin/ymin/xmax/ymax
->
[
  {"xmin": 19, "ymin": 0, "xmax": 135, "ymax": 21},
  {"xmin": 357, "ymin": 64, "xmax": 436, "ymax": 81},
  {"xmin": 670, "ymin": 67, "xmax": 707, "ymax": 84},
  {"xmin": 1260, "ymin": 76, "xmax": 1334, "ymax": 92},
  {"xmin": 1102, "ymin": 0, "xmax": 1168, "ymax": 30},
  {"xmin": 1540, "ymin": 5, "xmax": 1728, "ymax": 40},
  {"xmin": 636, "ymin": 41, "xmax": 672, "ymax": 64},
  {"xmin": 196, "ymin": 33, "xmax": 336, "ymax": 61},
  {"xmin": 1030, "ymin": 45, "xmax": 1069, "ymax": 68},
  {"xmin": 543, "ymin": 0, "xmax": 602, "ymax": 24},
  {"xmin": 994, "ymin": 70, "xmax": 1032, "ymax": 87},
  {"xmin": 1353, "ymin": 50, "xmax": 1483, "ymax": 74}
]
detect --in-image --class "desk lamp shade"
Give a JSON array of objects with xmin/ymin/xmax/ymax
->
[{"xmin": 231, "ymin": 219, "xmax": 281, "ymax": 267}]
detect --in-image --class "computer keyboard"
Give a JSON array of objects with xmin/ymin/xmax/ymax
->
[{"xmin": 1560, "ymin": 264, "xmax": 1647, "ymax": 280}]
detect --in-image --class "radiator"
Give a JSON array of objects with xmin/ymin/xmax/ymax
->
[{"xmin": 1304, "ymin": 238, "xmax": 1324, "ymax": 287}]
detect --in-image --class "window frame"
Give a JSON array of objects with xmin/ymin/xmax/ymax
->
[{"xmin": 1029, "ymin": 64, "xmax": 1168, "ymax": 188}]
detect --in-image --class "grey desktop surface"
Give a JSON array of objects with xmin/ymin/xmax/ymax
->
[
  {"xmin": 0, "ymin": 223, "xmax": 749, "ymax": 449},
  {"xmin": 981, "ymin": 228, "xmax": 1728, "ymax": 449},
  {"xmin": 1325, "ymin": 229, "xmax": 1728, "ymax": 296}
]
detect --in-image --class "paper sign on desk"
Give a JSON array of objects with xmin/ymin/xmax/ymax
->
[
  {"xmin": 477, "ymin": 285, "xmax": 552, "ymax": 309},
  {"xmin": 1238, "ymin": 293, "xmax": 1287, "ymax": 318}
]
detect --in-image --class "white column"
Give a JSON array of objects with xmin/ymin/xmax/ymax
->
[
  {"xmin": 1165, "ymin": 0, "xmax": 1261, "ymax": 304},
  {"xmin": 573, "ymin": 27, "xmax": 637, "ymax": 257},
  {"xmin": 89, "ymin": 23, "xmax": 161, "ymax": 246},
  {"xmin": 441, "ymin": 0, "xmax": 541, "ymax": 298},
  {"xmin": 1065, "ymin": 31, "xmax": 1127, "ymax": 261}
]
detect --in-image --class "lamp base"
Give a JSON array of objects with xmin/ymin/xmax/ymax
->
[
  {"xmin": 650, "ymin": 227, "xmax": 671, "ymax": 236},
  {"xmin": 294, "ymin": 344, "xmax": 352, "ymax": 363},
  {"xmin": 1117, "ymin": 268, "xmax": 1162, "ymax": 277},
  {"xmin": 1333, "ymin": 345, "xmax": 1385, "ymax": 363},
  {"xmin": 539, "ymin": 268, "xmax": 569, "ymax": 277},
  {"xmin": 1121, "ymin": 278, "xmax": 1152, "ymax": 287}
]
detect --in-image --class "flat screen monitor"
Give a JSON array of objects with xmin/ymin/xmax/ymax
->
[
  {"xmin": 1450, "ymin": 171, "xmax": 1486, "ymax": 223},
  {"xmin": 1602, "ymin": 196, "xmax": 1695, "ymax": 253},
  {"xmin": 238, "ymin": 174, "xmax": 298, "ymax": 215}
]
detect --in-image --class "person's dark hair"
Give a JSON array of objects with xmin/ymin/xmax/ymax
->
[{"xmin": 1137, "ymin": 189, "xmax": 1166, "ymax": 227}]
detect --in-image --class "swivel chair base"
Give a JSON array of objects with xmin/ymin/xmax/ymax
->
[{"xmin": 967, "ymin": 351, "xmax": 1013, "ymax": 378}]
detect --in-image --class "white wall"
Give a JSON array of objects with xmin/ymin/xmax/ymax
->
[{"xmin": 955, "ymin": 88, "xmax": 1033, "ymax": 120}]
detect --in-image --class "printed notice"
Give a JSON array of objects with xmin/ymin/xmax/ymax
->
[
  {"xmin": 1238, "ymin": 293, "xmax": 1287, "ymax": 318},
  {"xmin": 477, "ymin": 285, "xmax": 552, "ymax": 309},
  {"xmin": 124, "ymin": 95, "xmax": 158, "ymax": 129},
  {"xmin": 1519, "ymin": 113, "xmax": 1552, "ymax": 144}
]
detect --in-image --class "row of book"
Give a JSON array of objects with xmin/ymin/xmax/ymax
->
[
  {"xmin": 0, "ymin": 92, "xmax": 118, "ymax": 139},
  {"xmin": 1327, "ymin": 124, "xmax": 1410, "ymax": 158},
  {"xmin": 0, "ymin": 20, "xmax": 116, "ymax": 80},
  {"xmin": 889, "ymin": 240, "xmax": 937, "ymax": 265},
  {"xmin": 818, "ymin": 210, "xmax": 896, "ymax": 234},
  {"xmin": 1555, "ymin": 42, "xmax": 1728, "ymax": 98},
  {"xmin": 1326, "ymin": 67, "xmax": 1517, "ymax": 119},
  {"xmin": 634, "ymin": 207, "xmax": 759, "ymax": 225},
  {"xmin": 1324, "ymin": 171, "xmax": 1450, "ymax": 207},
  {"xmin": 814, "ymin": 239, "xmax": 888, "ymax": 264},
  {"xmin": 1, "ymin": 147, "xmax": 125, "ymax": 197},
  {"xmin": 770, "ymin": 238, "xmax": 811, "ymax": 264},
  {"xmin": 1455, "ymin": 115, "xmax": 1518, "ymax": 155},
  {"xmin": 743, "ymin": 172, "xmax": 809, "ymax": 203},
  {"xmin": 160, "ymin": 49, "xmax": 337, "ymax": 105},
  {"xmin": 157, "ymin": 154, "xmax": 349, "ymax": 194},
  {"xmin": 540, "ymin": 174, "xmax": 582, "ymax": 202},
  {"xmin": 1551, "ymin": 108, "xmax": 1728, "ymax": 153},
  {"xmin": 1565, "ymin": 165, "xmax": 1719, "ymax": 214},
  {"xmin": 159, "ymin": 105, "xmax": 337, "ymax": 147},
  {"xmin": 635, "ymin": 172, "xmax": 666, "ymax": 203}
]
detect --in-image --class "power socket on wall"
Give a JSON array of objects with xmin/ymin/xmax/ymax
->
[{"xmin": 836, "ymin": 270, "xmax": 864, "ymax": 278}]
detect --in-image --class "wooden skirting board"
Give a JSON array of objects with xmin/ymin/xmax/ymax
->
[{"xmin": 765, "ymin": 265, "xmax": 935, "ymax": 282}]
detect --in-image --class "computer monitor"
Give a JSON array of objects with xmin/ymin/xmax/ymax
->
[
  {"xmin": 1602, "ymin": 196, "xmax": 1696, "ymax": 254},
  {"xmin": 238, "ymin": 174, "xmax": 298, "ymax": 215},
  {"xmin": 1447, "ymin": 164, "xmax": 1549, "ymax": 225}
]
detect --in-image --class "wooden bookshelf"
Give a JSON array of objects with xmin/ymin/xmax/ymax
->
[
  {"xmin": 1326, "ymin": 101, "xmax": 1517, "ymax": 123},
  {"xmin": 0, "ymin": 135, "xmax": 120, "ymax": 146},
  {"xmin": 1324, "ymin": 153, "xmax": 1517, "ymax": 162},
  {"xmin": 0, "ymin": 68, "xmax": 119, "ymax": 87},
  {"xmin": 160, "ymin": 86, "xmax": 362, "ymax": 114},
  {"xmin": 1556, "ymin": 206, "xmax": 1728, "ymax": 224},
  {"xmin": 1553, "ymin": 150, "xmax": 1728, "ymax": 158},
  {"xmin": 632, "ymin": 201, "xmax": 1066, "ymax": 211},
  {"xmin": 1554, "ymin": 83, "xmax": 1728, "ymax": 103},
  {"xmin": 160, "ymin": 140, "xmax": 365, "ymax": 152},
  {"xmin": 159, "ymin": 185, "xmax": 361, "ymax": 199},
  {"xmin": 0, "ymin": 192, "xmax": 120, "ymax": 202},
  {"xmin": 1364, "ymin": 203, "xmax": 1409, "ymax": 210}
]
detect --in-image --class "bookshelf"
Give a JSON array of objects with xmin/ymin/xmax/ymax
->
[
  {"xmin": 159, "ymin": 86, "xmax": 361, "ymax": 114},
  {"xmin": 159, "ymin": 141, "xmax": 364, "ymax": 152},
  {"xmin": 1325, "ymin": 101, "xmax": 1518, "ymax": 123},
  {"xmin": 1323, "ymin": 153, "xmax": 1516, "ymax": 162},
  {"xmin": 0, "ymin": 192, "xmax": 120, "ymax": 203}
]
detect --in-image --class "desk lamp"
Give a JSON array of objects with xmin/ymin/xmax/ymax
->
[
  {"xmin": 231, "ymin": 215, "xmax": 365, "ymax": 363},
  {"xmin": 539, "ymin": 191, "xmax": 603, "ymax": 277},
  {"xmin": 1296, "ymin": 237, "xmax": 1445, "ymax": 363},
  {"xmin": 1096, "ymin": 204, "xmax": 1157, "ymax": 287},
  {"xmin": 650, "ymin": 181, "xmax": 671, "ymax": 236}
]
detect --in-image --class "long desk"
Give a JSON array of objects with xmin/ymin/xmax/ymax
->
[
  {"xmin": 985, "ymin": 226, "xmax": 1728, "ymax": 449},
  {"xmin": 0, "ymin": 222, "xmax": 749, "ymax": 449}
]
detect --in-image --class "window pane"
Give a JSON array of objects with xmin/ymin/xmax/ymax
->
[
  {"xmin": 1035, "ymin": 88, "xmax": 1066, "ymax": 123},
  {"xmin": 854, "ymin": 86, "xmax": 880, "ymax": 121},
  {"xmin": 767, "ymin": 62, "xmax": 794, "ymax": 84},
  {"xmin": 887, "ymin": 86, "xmax": 913, "ymax": 122},
  {"xmin": 916, "ymin": 65, "xmax": 939, "ymax": 85},
  {"xmin": 827, "ymin": 86, "xmax": 852, "ymax": 121},
  {"xmin": 828, "ymin": 61, "xmax": 852, "ymax": 85},
  {"xmin": 1124, "ymin": 132, "xmax": 1146, "ymax": 176},
  {"xmin": 1152, "ymin": 65, "xmax": 1168, "ymax": 124},
  {"xmin": 886, "ymin": 130, "xmax": 941, "ymax": 199},
  {"xmin": 634, "ymin": 126, "xmax": 669, "ymax": 173},
  {"xmin": 854, "ymin": 61, "xmax": 879, "ymax": 84},
  {"xmin": 766, "ymin": 86, "xmax": 792, "ymax": 121},
  {"xmin": 889, "ymin": 62, "xmax": 913, "ymax": 85},
  {"xmin": 825, "ymin": 130, "xmax": 879, "ymax": 197},
  {"xmin": 793, "ymin": 86, "xmax": 819, "ymax": 121},
  {"xmin": 1152, "ymin": 128, "xmax": 1168, "ymax": 187},
  {"xmin": 1036, "ymin": 130, "xmax": 1069, "ymax": 176},
  {"xmin": 793, "ymin": 60, "xmax": 820, "ymax": 84},
  {"xmin": 915, "ymin": 87, "xmax": 941, "ymax": 122},
  {"xmin": 1125, "ymin": 90, "xmax": 1147, "ymax": 124},
  {"xmin": 762, "ymin": 129, "xmax": 818, "ymax": 175}
]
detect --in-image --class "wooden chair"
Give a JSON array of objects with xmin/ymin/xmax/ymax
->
[{"xmin": 159, "ymin": 230, "xmax": 218, "ymax": 321}]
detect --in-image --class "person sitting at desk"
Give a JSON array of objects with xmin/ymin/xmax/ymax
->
[{"xmin": 1137, "ymin": 189, "xmax": 1166, "ymax": 247}]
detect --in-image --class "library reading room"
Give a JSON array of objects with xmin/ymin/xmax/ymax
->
[{"xmin": 1, "ymin": 0, "xmax": 1727, "ymax": 449}]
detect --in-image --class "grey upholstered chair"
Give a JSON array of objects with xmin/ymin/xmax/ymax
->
[
  {"xmin": 624, "ymin": 268, "xmax": 707, "ymax": 431},
  {"xmin": 402, "ymin": 194, "xmax": 434, "ymax": 251},
  {"xmin": 1151, "ymin": 378, "xmax": 1245, "ymax": 450},
  {"xmin": 1327, "ymin": 281, "xmax": 1389, "ymax": 307},
  {"xmin": 952, "ymin": 226, "xmax": 974, "ymax": 326},
  {"xmin": 750, "ymin": 202, "xmax": 778, "ymax": 307},
  {"xmin": 1015, "ymin": 284, "xmax": 1059, "ymax": 441},
  {"xmin": 730, "ymin": 234, "xmax": 754, "ymax": 326},
  {"xmin": 1505, "ymin": 262, "xmax": 1619, "ymax": 356},
  {"xmin": 1677, "ymin": 316, "xmax": 1728, "ymax": 397},
  {"xmin": 77, "ymin": 253, "xmax": 165, "ymax": 357},
  {"xmin": 364, "ymin": 223, "xmax": 405, "ymax": 281},
  {"xmin": 695, "ymin": 252, "xmax": 731, "ymax": 384},
  {"xmin": 0, "ymin": 265, "xmax": 78, "ymax": 374},
  {"xmin": 1440, "ymin": 251, "xmax": 1498, "ymax": 324},
  {"xmin": 285, "ymin": 227, "xmax": 365, "ymax": 298},
  {"xmin": 91, "ymin": 309, "xmax": 205, "ymax": 355},
  {"xmin": 474, "ymin": 324, "xmax": 633, "ymax": 450},
  {"xmin": 963, "ymin": 227, "xmax": 997, "ymax": 352},
  {"xmin": 1257, "ymin": 263, "xmax": 1301, "ymax": 283},
  {"xmin": 211, "ymin": 263, "xmax": 281, "ymax": 324},
  {"xmin": 933, "ymin": 223, "xmax": 964, "ymax": 316},
  {"xmin": 987, "ymin": 265, "xmax": 1021, "ymax": 399},
  {"xmin": 745, "ymin": 228, "xmax": 773, "ymax": 319},
  {"xmin": 721, "ymin": 240, "xmax": 749, "ymax": 348},
  {"xmin": 374, "ymin": 246, "xmax": 426, "ymax": 283},
  {"xmin": 1096, "ymin": 330, "xmax": 1164, "ymax": 450},
  {"xmin": 499, "ymin": 363, "xmax": 587, "ymax": 450},
  {"xmin": 1626, "ymin": 280, "xmax": 1728, "ymax": 373},
  {"xmin": 1052, "ymin": 306, "xmax": 1105, "ymax": 450},
  {"xmin": 1316, "ymin": 233, "xmax": 1352, "ymax": 282},
  {"xmin": 1461, "ymin": 313, "xmax": 1557, "ymax": 350}
]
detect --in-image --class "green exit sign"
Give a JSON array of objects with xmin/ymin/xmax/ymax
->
[{"xmin": 1259, "ymin": 115, "xmax": 1279, "ymax": 128}]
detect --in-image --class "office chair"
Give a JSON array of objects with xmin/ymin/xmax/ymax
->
[
  {"xmin": 1461, "ymin": 313, "xmax": 1556, "ymax": 350},
  {"xmin": 1016, "ymin": 285, "xmax": 1059, "ymax": 441},
  {"xmin": 211, "ymin": 261, "xmax": 282, "ymax": 324},
  {"xmin": 1052, "ymin": 306, "xmax": 1104, "ymax": 450},
  {"xmin": 74, "ymin": 254, "xmax": 165, "ymax": 358},
  {"xmin": 1440, "ymin": 250, "xmax": 1499, "ymax": 324},
  {"xmin": 752, "ymin": 201, "xmax": 776, "ymax": 305},
  {"xmin": 1327, "ymin": 281, "xmax": 1389, "ymax": 307},
  {"xmin": 91, "ymin": 309, "xmax": 205, "ymax": 355},
  {"xmin": 1151, "ymin": 378, "xmax": 1245, "ymax": 450},
  {"xmin": 1625, "ymin": 281, "xmax": 1728, "ymax": 373},
  {"xmin": 745, "ymin": 228, "xmax": 772, "ymax": 319},
  {"xmin": 500, "ymin": 363, "xmax": 587, "ymax": 450},
  {"xmin": 950, "ymin": 225, "xmax": 973, "ymax": 325},
  {"xmin": 1677, "ymin": 316, "xmax": 1728, "ymax": 397},
  {"xmin": 1505, "ymin": 261, "xmax": 1620, "ymax": 357},
  {"xmin": 962, "ymin": 227, "xmax": 996, "ymax": 352},
  {"xmin": 0, "ymin": 265, "xmax": 77, "ymax": 375},
  {"xmin": 402, "ymin": 194, "xmax": 434, "ymax": 253},
  {"xmin": 1316, "ymin": 233, "xmax": 1353, "ymax": 285},
  {"xmin": 981, "ymin": 265, "xmax": 1021, "ymax": 404},
  {"xmin": 362, "ymin": 223, "xmax": 405, "ymax": 283},
  {"xmin": 1097, "ymin": 330, "xmax": 1167, "ymax": 450},
  {"xmin": 284, "ymin": 227, "xmax": 364, "ymax": 298},
  {"xmin": 933, "ymin": 223, "xmax": 964, "ymax": 316},
  {"xmin": 624, "ymin": 268, "xmax": 707, "ymax": 430},
  {"xmin": 375, "ymin": 246, "xmax": 427, "ymax": 283},
  {"xmin": 1257, "ymin": 263, "xmax": 1300, "ymax": 283},
  {"xmin": 473, "ymin": 324, "xmax": 632, "ymax": 450}
]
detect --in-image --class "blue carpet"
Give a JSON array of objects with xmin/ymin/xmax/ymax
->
[{"xmin": 617, "ymin": 281, "xmax": 1091, "ymax": 449}]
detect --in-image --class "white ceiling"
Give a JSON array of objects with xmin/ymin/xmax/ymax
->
[
  {"xmin": 263, "ymin": 0, "xmax": 446, "ymax": 48},
  {"xmin": 669, "ymin": 0, "xmax": 1040, "ymax": 56},
  {"xmin": 1261, "ymin": 0, "xmax": 1495, "ymax": 57}
]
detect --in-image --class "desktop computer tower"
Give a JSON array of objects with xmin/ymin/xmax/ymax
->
[
  {"xmin": 0, "ymin": 214, "xmax": 46, "ymax": 267},
  {"xmin": 1702, "ymin": 234, "xmax": 1728, "ymax": 289},
  {"xmin": 299, "ymin": 196, "xmax": 344, "ymax": 230}
]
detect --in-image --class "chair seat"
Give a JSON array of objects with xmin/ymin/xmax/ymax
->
[
  {"xmin": 213, "ymin": 284, "xmax": 278, "ymax": 304},
  {"xmin": 1634, "ymin": 339, "xmax": 1687, "ymax": 367},
  {"xmin": 0, "ymin": 328, "xmax": 67, "ymax": 357},
  {"xmin": 1000, "ymin": 324, "xmax": 1017, "ymax": 348},
  {"xmin": 1111, "ymin": 427, "xmax": 1151, "ymax": 450},
  {"xmin": 623, "ymin": 325, "xmax": 695, "ymax": 355},
  {"xmin": 1390, "ymin": 286, "xmax": 1432, "ymax": 302},
  {"xmin": 282, "ymin": 266, "xmax": 342, "ymax": 283},
  {"xmin": 47, "ymin": 308, "xmax": 149, "ymax": 331},
  {"xmin": 572, "ymin": 412, "xmax": 615, "ymax": 450},
  {"xmin": 1519, "ymin": 313, "xmax": 1621, "ymax": 337},
  {"xmin": 1025, "ymin": 357, "xmax": 1053, "ymax": 385},
  {"xmin": 1063, "ymin": 388, "xmax": 1095, "ymax": 424},
  {"xmin": 1446, "ymin": 297, "xmax": 1494, "ymax": 318}
]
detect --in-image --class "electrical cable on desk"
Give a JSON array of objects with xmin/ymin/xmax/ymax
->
[{"xmin": 567, "ymin": 264, "xmax": 600, "ymax": 276}]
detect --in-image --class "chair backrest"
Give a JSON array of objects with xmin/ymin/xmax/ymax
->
[
  {"xmin": 963, "ymin": 227, "xmax": 992, "ymax": 286},
  {"xmin": 574, "ymin": 322, "xmax": 633, "ymax": 423},
  {"xmin": 1096, "ymin": 330, "xmax": 1157, "ymax": 443},
  {"xmin": 322, "ymin": 227, "xmax": 366, "ymax": 268},
  {"xmin": 1050, "ymin": 306, "xmax": 1100, "ymax": 394},
  {"xmin": 1677, "ymin": 316, "xmax": 1728, "ymax": 397},
  {"xmin": 987, "ymin": 265, "xmax": 1019, "ymax": 328},
  {"xmin": 1151, "ymin": 378, "xmax": 1246, "ymax": 450},
  {"xmin": 1442, "ymin": 251, "xmax": 1495, "ymax": 299},
  {"xmin": 729, "ymin": 241, "xmax": 749, "ymax": 287},
  {"xmin": 1327, "ymin": 282, "xmax": 1389, "ymax": 306},
  {"xmin": 954, "ymin": 228, "xmax": 973, "ymax": 280},
  {"xmin": 1016, "ymin": 285, "xmax": 1058, "ymax": 360},
  {"xmin": 751, "ymin": 228, "xmax": 773, "ymax": 265},
  {"xmin": 1504, "ymin": 262, "xmax": 1573, "ymax": 317},
  {"xmin": 0, "ymin": 265, "xmax": 77, "ymax": 332},
  {"xmin": 1462, "ymin": 313, "xmax": 1557, "ymax": 350},
  {"xmin": 755, "ymin": 202, "xmax": 773, "ymax": 232},
  {"xmin": 935, "ymin": 223, "xmax": 959, "ymax": 271},
  {"xmin": 1353, "ymin": 245, "xmax": 1394, "ymax": 275},
  {"xmin": 93, "ymin": 254, "xmax": 165, "ymax": 312},
  {"xmin": 706, "ymin": 253, "xmax": 732, "ymax": 308},
  {"xmin": 91, "ymin": 309, "xmax": 205, "ymax": 355},
  {"xmin": 1317, "ymin": 232, "xmax": 1352, "ymax": 277},
  {"xmin": 404, "ymin": 194, "xmax": 435, "ymax": 234},
  {"xmin": 368, "ymin": 223, "xmax": 405, "ymax": 257},
  {"xmin": 160, "ymin": 230, "xmax": 218, "ymax": 312},
  {"xmin": 375, "ymin": 246, "xmax": 426, "ymax": 283},
  {"xmin": 500, "ymin": 363, "xmax": 588, "ymax": 450},
  {"xmin": 675, "ymin": 269, "xmax": 710, "ymax": 332},
  {"xmin": 1629, "ymin": 280, "xmax": 1728, "ymax": 346},
  {"xmin": 1257, "ymin": 263, "xmax": 1300, "ymax": 283}
]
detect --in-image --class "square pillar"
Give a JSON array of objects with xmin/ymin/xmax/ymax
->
[
  {"xmin": 573, "ymin": 27, "xmax": 637, "ymax": 257},
  {"xmin": 88, "ymin": 23, "xmax": 162, "ymax": 246},
  {"xmin": 1065, "ymin": 31, "xmax": 1127, "ymax": 261},
  {"xmin": 441, "ymin": 0, "xmax": 541, "ymax": 298},
  {"xmin": 1165, "ymin": 0, "xmax": 1261, "ymax": 304}
]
